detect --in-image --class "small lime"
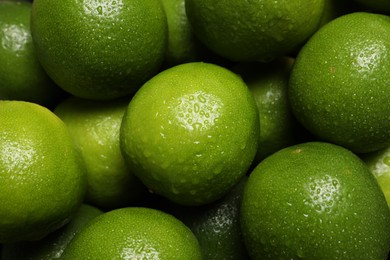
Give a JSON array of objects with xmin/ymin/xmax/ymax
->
[
  {"xmin": 289, "ymin": 12, "xmax": 390, "ymax": 153},
  {"xmin": 361, "ymin": 146, "xmax": 390, "ymax": 208},
  {"xmin": 0, "ymin": 101, "xmax": 86, "ymax": 243},
  {"xmin": 31, "ymin": 0, "xmax": 167, "ymax": 99},
  {"xmin": 2, "ymin": 204, "xmax": 103, "ymax": 260},
  {"xmin": 232, "ymin": 57, "xmax": 301, "ymax": 163},
  {"xmin": 185, "ymin": 0, "xmax": 325, "ymax": 62},
  {"xmin": 61, "ymin": 207, "xmax": 202, "ymax": 259},
  {"xmin": 120, "ymin": 62, "xmax": 259, "ymax": 206},
  {"xmin": 164, "ymin": 177, "xmax": 250, "ymax": 259},
  {"xmin": 241, "ymin": 142, "xmax": 390, "ymax": 259},
  {"xmin": 0, "ymin": 1, "xmax": 63, "ymax": 107},
  {"xmin": 54, "ymin": 97, "xmax": 147, "ymax": 210}
]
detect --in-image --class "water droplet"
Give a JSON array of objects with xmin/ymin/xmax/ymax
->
[
  {"xmin": 198, "ymin": 94, "xmax": 206, "ymax": 103},
  {"xmin": 194, "ymin": 103, "xmax": 200, "ymax": 113},
  {"xmin": 97, "ymin": 6, "xmax": 103, "ymax": 15}
]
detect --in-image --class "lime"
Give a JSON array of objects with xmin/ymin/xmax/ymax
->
[
  {"xmin": 160, "ymin": 0, "xmax": 226, "ymax": 68},
  {"xmin": 0, "ymin": 101, "xmax": 86, "ymax": 243},
  {"xmin": 241, "ymin": 142, "xmax": 390, "ymax": 259},
  {"xmin": 30, "ymin": 0, "xmax": 167, "ymax": 100},
  {"xmin": 232, "ymin": 58, "xmax": 302, "ymax": 163},
  {"xmin": 361, "ymin": 146, "xmax": 390, "ymax": 208},
  {"xmin": 289, "ymin": 12, "xmax": 390, "ymax": 153},
  {"xmin": 54, "ymin": 97, "xmax": 147, "ymax": 210},
  {"xmin": 2, "ymin": 204, "xmax": 103, "ymax": 260},
  {"xmin": 120, "ymin": 62, "xmax": 259, "ymax": 206},
  {"xmin": 0, "ymin": 1, "xmax": 63, "ymax": 107},
  {"xmin": 185, "ymin": 0, "xmax": 325, "ymax": 62},
  {"xmin": 163, "ymin": 176, "xmax": 250, "ymax": 259},
  {"xmin": 61, "ymin": 207, "xmax": 202, "ymax": 259}
]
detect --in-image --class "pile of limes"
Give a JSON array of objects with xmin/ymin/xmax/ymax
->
[{"xmin": 0, "ymin": 0, "xmax": 389, "ymax": 259}]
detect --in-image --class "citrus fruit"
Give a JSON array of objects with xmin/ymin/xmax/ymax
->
[
  {"xmin": 160, "ymin": 0, "xmax": 224, "ymax": 68},
  {"xmin": 185, "ymin": 0, "xmax": 325, "ymax": 62},
  {"xmin": 240, "ymin": 142, "xmax": 390, "ymax": 259},
  {"xmin": 120, "ymin": 62, "xmax": 259, "ymax": 206},
  {"xmin": 2, "ymin": 203, "xmax": 103, "ymax": 260},
  {"xmin": 288, "ymin": 12, "xmax": 390, "ymax": 153},
  {"xmin": 30, "ymin": 0, "xmax": 167, "ymax": 100},
  {"xmin": 0, "ymin": 100, "xmax": 86, "ymax": 243},
  {"xmin": 61, "ymin": 207, "xmax": 202, "ymax": 259},
  {"xmin": 232, "ymin": 58, "xmax": 301, "ymax": 163},
  {"xmin": 54, "ymin": 96, "xmax": 147, "ymax": 210},
  {"xmin": 162, "ymin": 176, "xmax": 250, "ymax": 259},
  {"xmin": 0, "ymin": 1, "xmax": 63, "ymax": 107},
  {"xmin": 361, "ymin": 146, "xmax": 390, "ymax": 208}
]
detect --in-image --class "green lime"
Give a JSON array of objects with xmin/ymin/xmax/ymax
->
[
  {"xmin": 185, "ymin": 0, "xmax": 325, "ymax": 62},
  {"xmin": 54, "ymin": 97, "xmax": 147, "ymax": 210},
  {"xmin": 289, "ymin": 12, "xmax": 390, "ymax": 153},
  {"xmin": 31, "ymin": 0, "xmax": 167, "ymax": 100},
  {"xmin": 2, "ymin": 204, "xmax": 103, "ymax": 260},
  {"xmin": 0, "ymin": 1, "xmax": 63, "ymax": 107},
  {"xmin": 241, "ymin": 142, "xmax": 390, "ymax": 259},
  {"xmin": 361, "ymin": 146, "xmax": 390, "ymax": 208},
  {"xmin": 61, "ymin": 207, "xmax": 202, "ymax": 259},
  {"xmin": 162, "ymin": 176, "xmax": 250, "ymax": 259},
  {"xmin": 232, "ymin": 58, "xmax": 302, "ymax": 163},
  {"xmin": 0, "ymin": 101, "xmax": 86, "ymax": 243},
  {"xmin": 160, "ymin": 0, "xmax": 226, "ymax": 68},
  {"xmin": 120, "ymin": 62, "xmax": 259, "ymax": 206}
]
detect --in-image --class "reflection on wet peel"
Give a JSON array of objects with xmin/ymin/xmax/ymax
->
[
  {"xmin": 1, "ymin": 24, "xmax": 29, "ymax": 54},
  {"xmin": 120, "ymin": 238, "xmax": 160, "ymax": 260},
  {"xmin": 82, "ymin": 0, "xmax": 124, "ymax": 17},
  {"xmin": 352, "ymin": 43, "xmax": 386, "ymax": 75},
  {"xmin": 175, "ymin": 91, "xmax": 222, "ymax": 132},
  {"xmin": 305, "ymin": 175, "xmax": 342, "ymax": 214},
  {"xmin": 0, "ymin": 139, "xmax": 37, "ymax": 175}
]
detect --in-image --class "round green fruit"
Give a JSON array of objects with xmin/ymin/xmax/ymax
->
[
  {"xmin": 120, "ymin": 62, "xmax": 259, "ymax": 206},
  {"xmin": 241, "ymin": 142, "xmax": 390, "ymax": 259}
]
